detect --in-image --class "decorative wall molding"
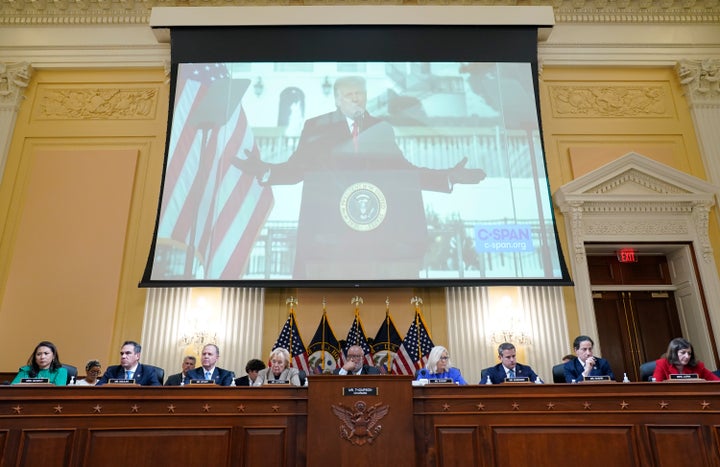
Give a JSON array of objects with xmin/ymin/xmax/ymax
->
[
  {"xmin": 547, "ymin": 85, "xmax": 669, "ymax": 117},
  {"xmin": 677, "ymin": 59, "xmax": 720, "ymax": 105},
  {"xmin": 36, "ymin": 87, "xmax": 158, "ymax": 120},
  {"xmin": 1, "ymin": 0, "xmax": 718, "ymax": 26},
  {"xmin": 0, "ymin": 62, "xmax": 31, "ymax": 111}
]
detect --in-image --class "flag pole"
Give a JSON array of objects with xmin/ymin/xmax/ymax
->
[
  {"xmin": 411, "ymin": 296, "xmax": 424, "ymax": 372},
  {"xmin": 385, "ymin": 297, "xmax": 393, "ymax": 371},
  {"xmin": 286, "ymin": 296, "xmax": 298, "ymax": 365},
  {"xmin": 321, "ymin": 297, "xmax": 327, "ymax": 372},
  {"xmin": 351, "ymin": 296, "xmax": 364, "ymax": 346}
]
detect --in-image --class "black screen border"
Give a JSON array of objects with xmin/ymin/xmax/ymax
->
[{"xmin": 140, "ymin": 24, "xmax": 573, "ymax": 288}]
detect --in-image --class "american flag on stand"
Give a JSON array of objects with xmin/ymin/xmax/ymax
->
[
  {"xmin": 391, "ymin": 310, "xmax": 435, "ymax": 375},
  {"xmin": 156, "ymin": 63, "xmax": 273, "ymax": 279},
  {"xmin": 272, "ymin": 310, "xmax": 310, "ymax": 374},
  {"xmin": 340, "ymin": 313, "xmax": 374, "ymax": 369}
]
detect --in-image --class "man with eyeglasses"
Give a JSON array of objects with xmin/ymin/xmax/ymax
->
[
  {"xmin": 480, "ymin": 342, "xmax": 540, "ymax": 384},
  {"xmin": 334, "ymin": 345, "xmax": 380, "ymax": 375}
]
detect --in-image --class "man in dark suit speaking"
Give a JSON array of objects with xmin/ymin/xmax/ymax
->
[
  {"xmin": 96, "ymin": 341, "xmax": 162, "ymax": 386},
  {"xmin": 236, "ymin": 76, "xmax": 486, "ymax": 279}
]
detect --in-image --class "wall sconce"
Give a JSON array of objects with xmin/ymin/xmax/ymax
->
[
  {"xmin": 253, "ymin": 77, "xmax": 264, "ymax": 97},
  {"xmin": 321, "ymin": 76, "xmax": 332, "ymax": 96},
  {"xmin": 489, "ymin": 294, "xmax": 531, "ymax": 346}
]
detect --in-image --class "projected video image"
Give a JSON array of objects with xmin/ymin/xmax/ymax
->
[{"xmin": 150, "ymin": 61, "xmax": 563, "ymax": 283}]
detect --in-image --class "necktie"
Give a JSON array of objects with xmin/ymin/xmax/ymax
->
[
  {"xmin": 205, "ymin": 371, "xmax": 212, "ymax": 380},
  {"xmin": 352, "ymin": 121, "xmax": 359, "ymax": 153},
  {"xmin": 508, "ymin": 369, "xmax": 515, "ymax": 378},
  {"xmin": 126, "ymin": 370, "xmax": 133, "ymax": 380}
]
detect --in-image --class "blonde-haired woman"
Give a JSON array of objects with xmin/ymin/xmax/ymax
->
[
  {"xmin": 253, "ymin": 348, "xmax": 301, "ymax": 386},
  {"xmin": 416, "ymin": 345, "xmax": 467, "ymax": 385}
]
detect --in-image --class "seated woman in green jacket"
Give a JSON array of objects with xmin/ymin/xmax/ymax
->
[{"xmin": 12, "ymin": 341, "xmax": 67, "ymax": 386}]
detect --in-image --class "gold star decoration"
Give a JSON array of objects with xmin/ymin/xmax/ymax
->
[
  {"xmin": 237, "ymin": 404, "xmax": 245, "ymax": 412},
  {"xmin": 442, "ymin": 403, "xmax": 450, "ymax": 412},
  {"xmin": 476, "ymin": 403, "xmax": 485, "ymax": 411},
  {"xmin": 701, "ymin": 400, "xmax": 711, "ymax": 410},
  {"xmin": 202, "ymin": 404, "xmax": 211, "ymax": 413},
  {"xmin": 167, "ymin": 404, "xmax": 176, "ymax": 414},
  {"xmin": 131, "ymin": 404, "xmax": 140, "ymax": 413},
  {"xmin": 53, "ymin": 405, "xmax": 63, "ymax": 414},
  {"xmin": 620, "ymin": 400, "xmax": 629, "ymax": 410},
  {"xmin": 583, "ymin": 401, "xmax": 592, "ymax": 410},
  {"xmin": 93, "ymin": 405, "xmax": 102, "ymax": 414},
  {"xmin": 659, "ymin": 401, "xmax": 669, "ymax": 409},
  {"xmin": 12, "ymin": 405, "xmax": 22, "ymax": 414},
  {"xmin": 546, "ymin": 402, "xmax": 555, "ymax": 410},
  {"xmin": 511, "ymin": 402, "xmax": 520, "ymax": 411}
]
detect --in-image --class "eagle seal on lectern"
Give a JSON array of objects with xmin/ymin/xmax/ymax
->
[
  {"xmin": 339, "ymin": 182, "xmax": 387, "ymax": 232},
  {"xmin": 331, "ymin": 400, "xmax": 390, "ymax": 445}
]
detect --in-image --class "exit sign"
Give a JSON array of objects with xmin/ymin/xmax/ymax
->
[{"xmin": 616, "ymin": 248, "xmax": 638, "ymax": 263}]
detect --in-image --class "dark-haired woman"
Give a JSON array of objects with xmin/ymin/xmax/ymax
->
[
  {"xmin": 11, "ymin": 341, "xmax": 67, "ymax": 386},
  {"xmin": 653, "ymin": 337, "xmax": 720, "ymax": 382}
]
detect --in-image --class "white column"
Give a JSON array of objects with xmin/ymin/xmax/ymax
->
[
  {"xmin": 141, "ymin": 287, "xmax": 192, "ymax": 377},
  {"xmin": 0, "ymin": 62, "xmax": 32, "ymax": 182},
  {"xmin": 446, "ymin": 285, "xmax": 569, "ymax": 384},
  {"xmin": 141, "ymin": 287, "xmax": 265, "ymax": 379},
  {"xmin": 676, "ymin": 59, "xmax": 720, "ymax": 199}
]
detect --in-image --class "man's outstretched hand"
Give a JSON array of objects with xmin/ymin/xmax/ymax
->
[
  {"xmin": 449, "ymin": 157, "xmax": 486, "ymax": 185},
  {"xmin": 232, "ymin": 146, "xmax": 269, "ymax": 183}
]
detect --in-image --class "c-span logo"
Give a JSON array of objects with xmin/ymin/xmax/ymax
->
[{"xmin": 339, "ymin": 182, "xmax": 387, "ymax": 232}]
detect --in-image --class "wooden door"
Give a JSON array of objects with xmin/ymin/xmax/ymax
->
[{"xmin": 593, "ymin": 290, "xmax": 682, "ymax": 381}]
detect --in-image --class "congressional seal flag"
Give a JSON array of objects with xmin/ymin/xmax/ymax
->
[
  {"xmin": 371, "ymin": 300, "xmax": 404, "ymax": 374},
  {"xmin": 307, "ymin": 306, "xmax": 342, "ymax": 374}
]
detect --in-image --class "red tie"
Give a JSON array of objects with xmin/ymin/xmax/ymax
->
[{"xmin": 352, "ymin": 121, "xmax": 359, "ymax": 153}]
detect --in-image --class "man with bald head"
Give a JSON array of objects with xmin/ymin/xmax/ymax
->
[{"xmin": 334, "ymin": 345, "xmax": 380, "ymax": 375}]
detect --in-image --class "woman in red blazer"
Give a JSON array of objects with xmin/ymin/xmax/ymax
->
[{"xmin": 653, "ymin": 337, "xmax": 720, "ymax": 382}]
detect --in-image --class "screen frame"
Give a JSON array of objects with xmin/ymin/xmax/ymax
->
[{"xmin": 141, "ymin": 7, "xmax": 571, "ymax": 288}]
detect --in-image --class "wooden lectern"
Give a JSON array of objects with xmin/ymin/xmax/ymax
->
[{"xmin": 307, "ymin": 375, "xmax": 415, "ymax": 467}]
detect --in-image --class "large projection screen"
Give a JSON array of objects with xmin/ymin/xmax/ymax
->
[{"xmin": 142, "ymin": 10, "xmax": 571, "ymax": 288}]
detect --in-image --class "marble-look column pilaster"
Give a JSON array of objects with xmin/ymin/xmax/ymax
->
[
  {"xmin": 676, "ymin": 59, "xmax": 720, "ymax": 199},
  {"xmin": 0, "ymin": 62, "xmax": 32, "ymax": 182}
]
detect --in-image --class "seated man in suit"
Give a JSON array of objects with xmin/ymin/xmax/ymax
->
[
  {"xmin": 481, "ymin": 342, "xmax": 539, "ymax": 384},
  {"xmin": 563, "ymin": 335, "xmax": 615, "ymax": 382},
  {"xmin": 96, "ymin": 341, "xmax": 162, "ymax": 386},
  {"xmin": 235, "ymin": 358, "xmax": 266, "ymax": 386},
  {"xmin": 164, "ymin": 355, "xmax": 196, "ymax": 386},
  {"xmin": 334, "ymin": 345, "xmax": 380, "ymax": 375},
  {"xmin": 186, "ymin": 344, "xmax": 234, "ymax": 386}
]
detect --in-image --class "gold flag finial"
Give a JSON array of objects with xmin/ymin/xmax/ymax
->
[
  {"xmin": 410, "ymin": 296, "xmax": 423, "ymax": 310},
  {"xmin": 286, "ymin": 296, "xmax": 298, "ymax": 310}
]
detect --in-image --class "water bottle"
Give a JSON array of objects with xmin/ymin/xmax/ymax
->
[
  {"xmin": 485, "ymin": 375, "xmax": 492, "ymax": 385},
  {"xmin": 622, "ymin": 373, "xmax": 630, "ymax": 383}
]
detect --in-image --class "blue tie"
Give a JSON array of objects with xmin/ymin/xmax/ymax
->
[
  {"xmin": 126, "ymin": 370, "xmax": 133, "ymax": 380},
  {"xmin": 205, "ymin": 371, "xmax": 212, "ymax": 380},
  {"xmin": 508, "ymin": 369, "xmax": 515, "ymax": 378}
]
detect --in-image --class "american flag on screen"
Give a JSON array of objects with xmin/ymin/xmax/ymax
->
[
  {"xmin": 391, "ymin": 310, "xmax": 435, "ymax": 375},
  {"xmin": 272, "ymin": 310, "xmax": 310, "ymax": 374},
  {"xmin": 340, "ymin": 313, "xmax": 374, "ymax": 369},
  {"xmin": 157, "ymin": 63, "xmax": 273, "ymax": 279}
]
